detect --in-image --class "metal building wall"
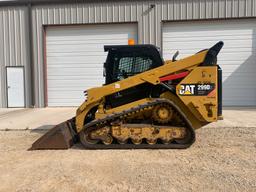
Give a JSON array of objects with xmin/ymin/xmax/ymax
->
[
  {"xmin": 1, "ymin": 0, "xmax": 255, "ymax": 107},
  {"xmin": 31, "ymin": 0, "xmax": 256, "ymax": 107},
  {"xmin": 161, "ymin": 0, "xmax": 256, "ymax": 20},
  {"xmin": 0, "ymin": 6, "xmax": 31, "ymax": 107}
]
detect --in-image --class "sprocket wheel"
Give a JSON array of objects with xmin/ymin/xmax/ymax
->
[{"xmin": 152, "ymin": 104, "xmax": 173, "ymax": 124}]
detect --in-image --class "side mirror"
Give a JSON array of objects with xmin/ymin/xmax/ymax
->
[{"xmin": 172, "ymin": 51, "xmax": 179, "ymax": 62}]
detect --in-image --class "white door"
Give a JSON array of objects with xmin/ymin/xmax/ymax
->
[
  {"xmin": 163, "ymin": 19, "xmax": 256, "ymax": 106},
  {"xmin": 46, "ymin": 23, "xmax": 138, "ymax": 107},
  {"xmin": 7, "ymin": 67, "xmax": 25, "ymax": 107}
]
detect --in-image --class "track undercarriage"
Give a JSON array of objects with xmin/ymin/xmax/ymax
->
[{"xmin": 79, "ymin": 99, "xmax": 195, "ymax": 149}]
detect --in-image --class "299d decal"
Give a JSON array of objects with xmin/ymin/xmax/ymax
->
[{"xmin": 179, "ymin": 83, "xmax": 215, "ymax": 96}]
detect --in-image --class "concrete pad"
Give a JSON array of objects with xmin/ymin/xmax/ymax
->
[
  {"xmin": 206, "ymin": 107, "xmax": 256, "ymax": 128},
  {"xmin": 0, "ymin": 108, "xmax": 24, "ymax": 116},
  {"xmin": 0, "ymin": 108, "xmax": 76, "ymax": 130},
  {"xmin": 0, "ymin": 107, "xmax": 255, "ymax": 130}
]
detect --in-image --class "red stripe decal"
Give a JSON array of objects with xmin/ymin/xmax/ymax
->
[
  {"xmin": 207, "ymin": 88, "xmax": 216, "ymax": 98},
  {"xmin": 160, "ymin": 71, "xmax": 189, "ymax": 82}
]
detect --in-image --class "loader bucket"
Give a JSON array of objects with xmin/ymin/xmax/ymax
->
[{"xmin": 29, "ymin": 118, "xmax": 77, "ymax": 150}]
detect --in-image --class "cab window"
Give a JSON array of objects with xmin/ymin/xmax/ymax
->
[{"xmin": 114, "ymin": 56, "xmax": 153, "ymax": 81}]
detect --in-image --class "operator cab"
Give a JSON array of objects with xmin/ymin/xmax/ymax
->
[
  {"xmin": 103, "ymin": 44, "xmax": 164, "ymax": 108},
  {"xmin": 104, "ymin": 44, "xmax": 164, "ymax": 85}
]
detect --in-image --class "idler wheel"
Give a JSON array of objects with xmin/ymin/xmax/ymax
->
[
  {"xmin": 175, "ymin": 130, "xmax": 191, "ymax": 144},
  {"xmin": 79, "ymin": 131, "xmax": 99, "ymax": 145},
  {"xmin": 102, "ymin": 135, "xmax": 113, "ymax": 145}
]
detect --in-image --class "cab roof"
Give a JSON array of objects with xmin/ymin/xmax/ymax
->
[
  {"xmin": 104, "ymin": 44, "xmax": 164, "ymax": 65},
  {"xmin": 104, "ymin": 44, "xmax": 160, "ymax": 52}
]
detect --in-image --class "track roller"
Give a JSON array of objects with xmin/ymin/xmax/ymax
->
[
  {"xmin": 146, "ymin": 139, "xmax": 157, "ymax": 145},
  {"xmin": 131, "ymin": 138, "xmax": 142, "ymax": 145}
]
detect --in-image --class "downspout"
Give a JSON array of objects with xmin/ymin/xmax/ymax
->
[{"xmin": 27, "ymin": 2, "xmax": 35, "ymax": 107}]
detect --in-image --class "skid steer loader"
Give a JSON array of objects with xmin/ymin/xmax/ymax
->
[{"xmin": 30, "ymin": 41, "xmax": 224, "ymax": 150}]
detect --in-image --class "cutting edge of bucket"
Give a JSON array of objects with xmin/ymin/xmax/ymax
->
[{"xmin": 29, "ymin": 118, "xmax": 77, "ymax": 150}]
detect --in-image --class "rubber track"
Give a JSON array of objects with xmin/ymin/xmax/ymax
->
[{"xmin": 81, "ymin": 98, "xmax": 195, "ymax": 149}]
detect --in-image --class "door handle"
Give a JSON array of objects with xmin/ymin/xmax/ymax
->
[{"xmin": 7, "ymin": 86, "xmax": 11, "ymax": 89}]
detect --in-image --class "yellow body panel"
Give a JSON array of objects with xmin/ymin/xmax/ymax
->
[{"xmin": 176, "ymin": 66, "xmax": 218, "ymax": 122}]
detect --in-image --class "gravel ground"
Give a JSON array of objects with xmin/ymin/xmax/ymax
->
[{"xmin": 0, "ymin": 126, "xmax": 255, "ymax": 192}]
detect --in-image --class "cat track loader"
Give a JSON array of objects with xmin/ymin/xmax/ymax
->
[{"xmin": 30, "ymin": 41, "xmax": 224, "ymax": 150}]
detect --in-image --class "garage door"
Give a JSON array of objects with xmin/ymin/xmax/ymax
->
[
  {"xmin": 163, "ymin": 19, "xmax": 256, "ymax": 106},
  {"xmin": 46, "ymin": 23, "xmax": 137, "ymax": 106}
]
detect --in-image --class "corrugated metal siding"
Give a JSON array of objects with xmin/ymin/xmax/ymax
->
[
  {"xmin": 0, "ymin": 6, "xmax": 31, "ymax": 107},
  {"xmin": 160, "ymin": 0, "xmax": 256, "ymax": 20}
]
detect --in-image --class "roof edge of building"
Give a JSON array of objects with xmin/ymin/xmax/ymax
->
[{"xmin": 0, "ymin": 0, "xmax": 131, "ymax": 6}]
